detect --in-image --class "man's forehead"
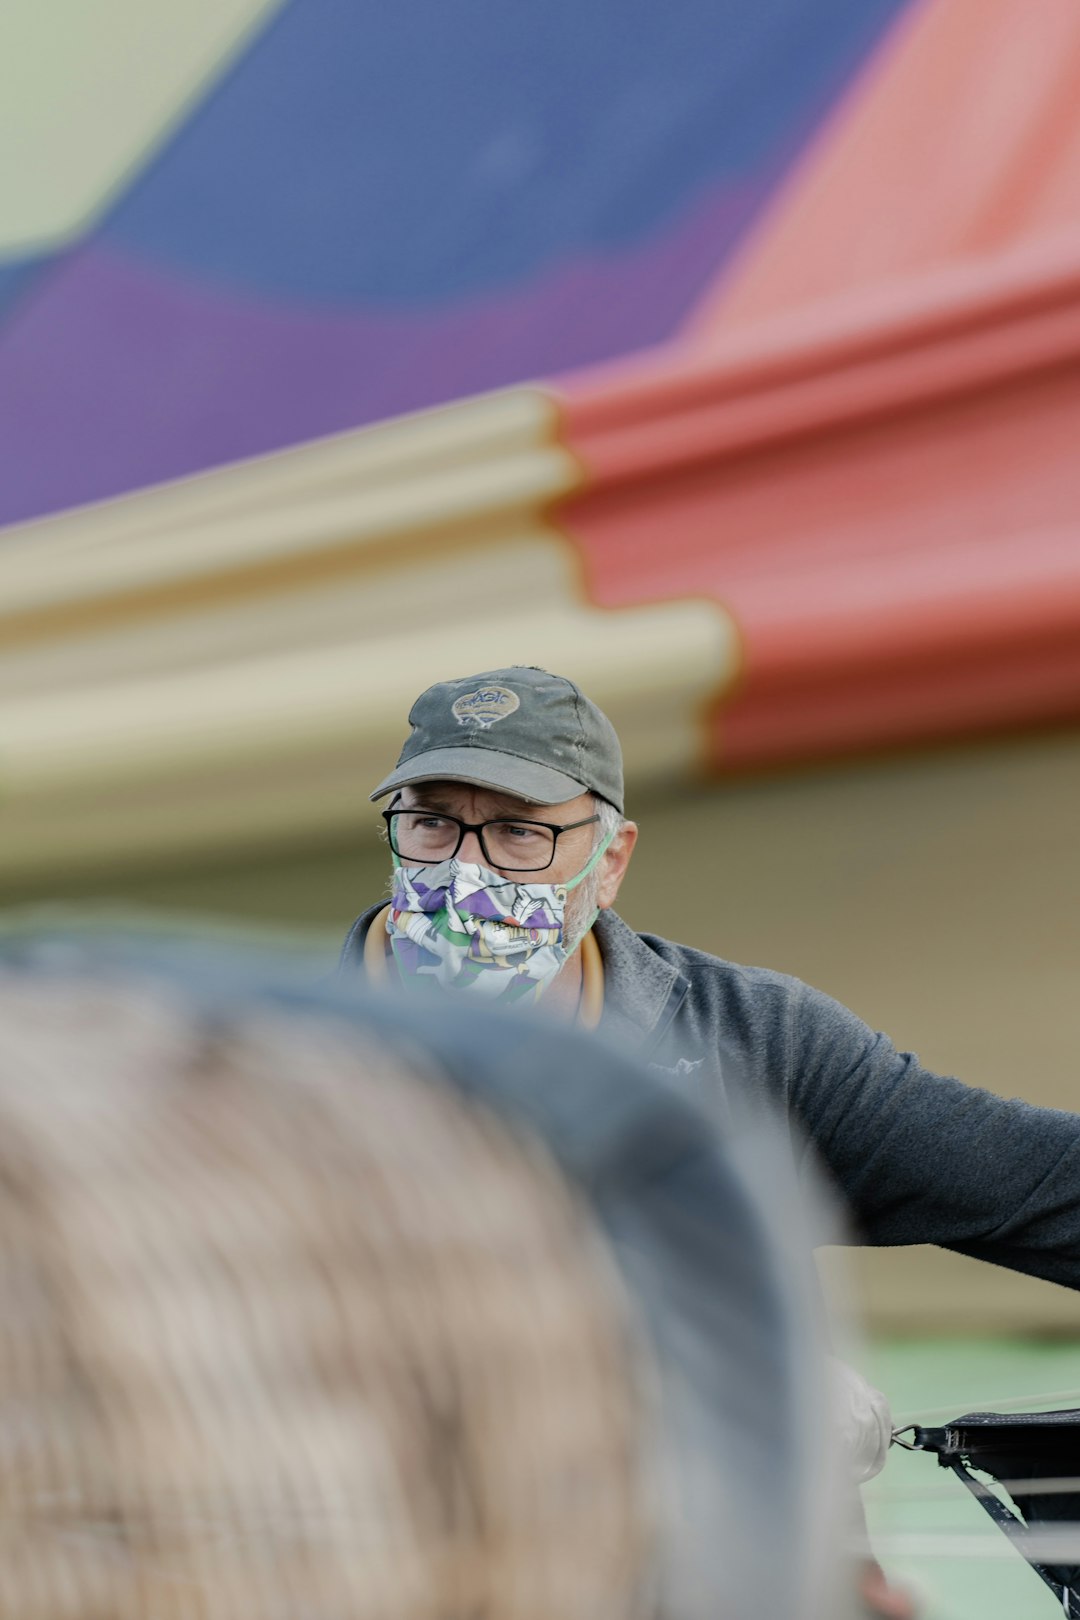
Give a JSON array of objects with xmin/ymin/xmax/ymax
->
[{"xmin": 399, "ymin": 781, "xmax": 586, "ymax": 815}]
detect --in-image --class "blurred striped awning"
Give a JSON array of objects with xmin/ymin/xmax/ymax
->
[{"xmin": 3, "ymin": 0, "xmax": 1080, "ymax": 880}]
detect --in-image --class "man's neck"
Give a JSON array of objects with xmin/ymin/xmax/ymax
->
[{"xmin": 543, "ymin": 945, "xmax": 584, "ymax": 1019}]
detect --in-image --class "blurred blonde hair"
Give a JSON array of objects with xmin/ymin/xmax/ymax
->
[{"xmin": 0, "ymin": 972, "xmax": 649, "ymax": 1620}]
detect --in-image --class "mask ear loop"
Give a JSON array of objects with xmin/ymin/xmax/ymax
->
[
  {"xmin": 556, "ymin": 828, "xmax": 617, "ymax": 936},
  {"xmin": 563, "ymin": 828, "xmax": 617, "ymax": 892}
]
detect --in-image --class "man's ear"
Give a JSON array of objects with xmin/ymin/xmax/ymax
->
[{"xmin": 597, "ymin": 822, "xmax": 638, "ymax": 910}]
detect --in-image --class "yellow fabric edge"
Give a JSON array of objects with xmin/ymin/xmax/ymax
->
[
  {"xmin": 363, "ymin": 903, "xmax": 393, "ymax": 983},
  {"xmin": 577, "ymin": 927, "xmax": 605, "ymax": 1030}
]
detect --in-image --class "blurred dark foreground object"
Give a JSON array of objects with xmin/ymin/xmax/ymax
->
[
  {"xmin": 0, "ymin": 929, "xmax": 851, "ymax": 1620},
  {"xmin": 909, "ymin": 1410, "xmax": 1080, "ymax": 1617}
]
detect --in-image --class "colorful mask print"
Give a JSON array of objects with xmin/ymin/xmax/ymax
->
[{"xmin": 386, "ymin": 838, "xmax": 611, "ymax": 1005}]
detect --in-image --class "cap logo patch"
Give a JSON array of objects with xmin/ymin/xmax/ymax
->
[{"xmin": 451, "ymin": 685, "xmax": 520, "ymax": 729}]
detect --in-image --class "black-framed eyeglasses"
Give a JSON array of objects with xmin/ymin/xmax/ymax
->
[{"xmin": 383, "ymin": 808, "xmax": 600, "ymax": 873}]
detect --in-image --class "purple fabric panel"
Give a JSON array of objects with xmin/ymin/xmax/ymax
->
[{"xmin": 0, "ymin": 176, "xmax": 763, "ymax": 526}]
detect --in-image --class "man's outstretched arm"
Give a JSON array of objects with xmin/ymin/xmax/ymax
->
[{"xmin": 787, "ymin": 981, "xmax": 1080, "ymax": 1289}]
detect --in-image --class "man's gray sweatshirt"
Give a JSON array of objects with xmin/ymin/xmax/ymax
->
[{"xmin": 341, "ymin": 905, "xmax": 1080, "ymax": 1292}]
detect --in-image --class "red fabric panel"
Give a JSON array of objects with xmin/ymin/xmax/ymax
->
[
  {"xmin": 690, "ymin": 0, "xmax": 1080, "ymax": 332},
  {"xmin": 558, "ymin": 242, "xmax": 1080, "ymax": 770}
]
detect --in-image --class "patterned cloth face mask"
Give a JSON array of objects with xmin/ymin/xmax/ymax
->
[{"xmin": 386, "ymin": 834, "xmax": 614, "ymax": 1005}]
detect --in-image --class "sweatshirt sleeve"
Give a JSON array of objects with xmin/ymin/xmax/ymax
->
[{"xmin": 785, "ymin": 980, "xmax": 1080, "ymax": 1289}]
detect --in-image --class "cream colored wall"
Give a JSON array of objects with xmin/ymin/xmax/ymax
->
[{"xmin": 5, "ymin": 727, "xmax": 1078, "ymax": 1332}]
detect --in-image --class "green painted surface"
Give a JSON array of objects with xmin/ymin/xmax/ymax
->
[{"xmin": 866, "ymin": 1339, "xmax": 1080, "ymax": 1619}]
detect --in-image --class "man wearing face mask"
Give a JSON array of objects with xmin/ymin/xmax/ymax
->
[
  {"xmin": 342, "ymin": 665, "xmax": 1080, "ymax": 1309},
  {"xmin": 341, "ymin": 664, "xmax": 1080, "ymax": 1617},
  {"xmin": 342, "ymin": 666, "xmax": 637, "ymax": 1023},
  {"xmin": 343, "ymin": 660, "xmax": 1080, "ymax": 1260}
]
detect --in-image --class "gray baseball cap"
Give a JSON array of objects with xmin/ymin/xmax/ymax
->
[{"xmin": 370, "ymin": 667, "xmax": 624, "ymax": 812}]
